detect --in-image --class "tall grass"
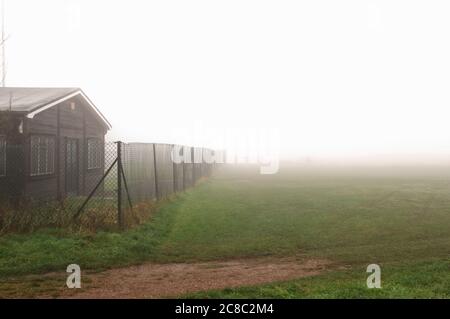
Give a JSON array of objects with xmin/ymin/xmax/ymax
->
[{"xmin": 0, "ymin": 196, "xmax": 159, "ymax": 234}]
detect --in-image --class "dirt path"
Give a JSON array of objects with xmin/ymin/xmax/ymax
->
[
  {"xmin": 1, "ymin": 256, "xmax": 331, "ymax": 298},
  {"xmin": 60, "ymin": 256, "xmax": 331, "ymax": 298}
]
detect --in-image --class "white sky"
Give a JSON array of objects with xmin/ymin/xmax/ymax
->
[{"xmin": 4, "ymin": 0, "xmax": 450, "ymax": 162}]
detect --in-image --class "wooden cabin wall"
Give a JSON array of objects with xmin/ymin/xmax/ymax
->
[
  {"xmin": 83, "ymin": 99, "xmax": 106, "ymax": 196},
  {"xmin": 24, "ymin": 106, "xmax": 58, "ymax": 200},
  {"xmin": 0, "ymin": 113, "xmax": 26, "ymax": 200},
  {"xmin": 24, "ymin": 96, "xmax": 107, "ymax": 201}
]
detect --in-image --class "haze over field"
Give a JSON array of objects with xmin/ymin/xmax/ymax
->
[{"xmin": 3, "ymin": 0, "xmax": 450, "ymax": 163}]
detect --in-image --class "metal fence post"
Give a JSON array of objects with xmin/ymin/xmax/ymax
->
[
  {"xmin": 172, "ymin": 144, "xmax": 177, "ymax": 193},
  {"xmin": 181, "ymin": 146, "xmax": 185, "ymax": 191},
  {"xmin": 182, "ymin": 146, "xmax": 186, "ymax": 191},
  {"xmin": 191, "ymin": 147, "xmax": 195, "ymax": 185},
  {"xmin": 117, "ymin": 141, "xmax": 123, "ymax": 229},
  {"xmin": 152, "ymin": 143, "xmax": 160, "ymax": 200}
]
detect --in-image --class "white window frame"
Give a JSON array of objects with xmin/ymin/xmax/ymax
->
[
  {"xmin": 0, "ymin": 135, "xmax": 5, "ymax": 177},
  {"xmin": 87, "ymin": 138, "xmax": 102, "ymax": 170},
  {"xmin": 30, "ymin": 135, "xmax": 55, "ymax": 176}
]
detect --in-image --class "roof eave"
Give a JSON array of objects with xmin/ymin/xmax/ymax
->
[{"xmin": 25, "ymin": 90, "xmax": 112, "ymax": 130}]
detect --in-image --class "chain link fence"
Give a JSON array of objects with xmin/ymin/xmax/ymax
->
[{"xmin": 0, "ymin": 141, "xmax": 219, "ymax": 233}]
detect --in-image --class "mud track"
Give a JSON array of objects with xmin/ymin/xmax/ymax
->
[{"xmin": 64, "ymin": 256, "xmax": 331, "ymax": 298}]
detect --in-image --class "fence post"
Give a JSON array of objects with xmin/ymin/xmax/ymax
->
[
  {"xmin": 117, "ymin": 141, "xmax": 123, "ymax": 229},
  {"xmin": 182, "ymin": 146, "xmax": 185, "ymax": 191},
  {"xmin": 152, "ymin": 143, "xmax": 160, "ymax": 200},
  {"xmin": 191, "ymin": 147, "xmax": 195, "ymax": 185},
  {"xmin": 182, "ymin": 146, "xmax": 186, "ymax": 191},
  {"xmin": 172, "ymin": 144, "xmax": 177, "ymax": 193}
]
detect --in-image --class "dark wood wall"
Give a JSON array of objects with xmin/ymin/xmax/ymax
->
[
  {"xmin": 23, "ymin": 96, "xmax": 107, "ymax": 201},
  {"xmin": 0, "ymin": 113, "xmax": 26, "ymax": 199},
  {"xmin": 24, "ymin": 106, "xmax": 58, "ymax": 200},
  {"xmin": 84, "ymin": 102, "xmax": 106, "ymax": 196}
]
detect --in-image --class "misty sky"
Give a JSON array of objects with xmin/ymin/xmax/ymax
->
[{"xmin": 3, "ymin": 0, "xmax": 450, "ymax": 162}]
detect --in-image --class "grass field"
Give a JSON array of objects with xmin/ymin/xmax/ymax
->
[{"xmin": 1, "ymin": 164, "xmax": 450, "ymax": 297}]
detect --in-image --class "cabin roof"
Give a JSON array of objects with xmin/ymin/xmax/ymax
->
[{"xmin": 0, "ymin": 87, "xmax": 111, "ymax": 129}]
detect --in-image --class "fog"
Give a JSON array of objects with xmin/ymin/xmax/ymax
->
[{"xmin": 4, "ymin": 0, "xmax": 450, "ymax": 164}]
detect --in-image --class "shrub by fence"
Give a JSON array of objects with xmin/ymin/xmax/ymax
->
[{"xmin": 0, "ymin": 141, "xmax": 219, "ymax": 233}]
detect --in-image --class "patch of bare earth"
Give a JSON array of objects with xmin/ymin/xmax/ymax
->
[
  {"xmin": 1, "ymin": 256, "xmax": 332, "ymax": 298},
  {"xmin": 61, "ymin": 256, "xmax": 331, "ymax": 298}
]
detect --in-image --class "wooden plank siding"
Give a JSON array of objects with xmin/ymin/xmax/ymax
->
[
  {"xmin": 24, "ymin": 105, "xmax": 58, "ymax": 200},
  {"xmin": 22, "ymin": 96, "xmax": 107, "ymax": 201},
  {"xmin": 83, "ymin": 98, "xmax": 107, "ymax": 197},
  {"xmin": 0, "ymin": 114, "xmax": 26, "ymax": 200}
]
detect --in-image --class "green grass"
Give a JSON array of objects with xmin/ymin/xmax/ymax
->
[
  {"xmin": 152, "ymin": 165, "xmax": 450, "ymax": 265},
  {"xmin": 0, "ymin": 197, "xmax": 179, "ymax": 277},
  {"xmin": 2, "ymin": 164, "xmax": 450, "ymax": 297},
  {"xmin": 186, "ymin": 260, "xmax": 450, "ymax": 298}
]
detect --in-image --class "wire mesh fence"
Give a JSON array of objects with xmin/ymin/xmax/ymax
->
[{"xmin": 0, "ymin": 141, "xmax": 219, "ymax": 234}]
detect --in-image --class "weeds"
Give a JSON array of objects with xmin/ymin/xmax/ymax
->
[{"xmin": 0, "ymin": 196, "xmax": 160, "ymax": 234}]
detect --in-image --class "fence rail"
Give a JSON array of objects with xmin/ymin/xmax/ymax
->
[{"xmin": 0, "ymin": 141, "xmax": 220, "ymax": 233}]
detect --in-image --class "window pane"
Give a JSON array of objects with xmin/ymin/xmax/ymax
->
[
  {"xmin": 87, "ymin": 138, "xmax": 102, "ymax": 169},
  {"xmin": 95, "ymin": 139, "xmax": 101, "ymax": 168},
  {"xmin": 31, "ymin": 136, "xmax": 39, "ymax": 175},
  {"xmin": 38, "ymin": 139, "xmax": 46, "ymax": 174},
  {"xmin": 48, "ymin": 138, "xmax": 55, "ymax": 174},
  {"xmin": 30, "ymin": 135, "xmax": 55, "ymax": 176}
]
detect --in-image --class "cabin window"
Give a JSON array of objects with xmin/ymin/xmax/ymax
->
[
  {"xmin": 0, "ymin": 136, "xmax": 5, "ymax": 177},
  {"xmin": 87, "ymin": 138, "xmax": 102, "ymax": 169},
  {"xmin": 30, "ymin": 135, "xmax": 55, "ymax": 176}
]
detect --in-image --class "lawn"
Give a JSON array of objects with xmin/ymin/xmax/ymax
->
[
  {"xmin": 186, "ymin": 260, "xmax": 450, "ymax": 298},
  {"xmin": 1, "ymin": 164, "xmax": 450, "ymax": 297}
]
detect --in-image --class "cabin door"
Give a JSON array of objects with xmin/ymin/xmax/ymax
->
[{"xmin": 65, "ymin": 138, "xmax": 79, "ymax": 195}]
